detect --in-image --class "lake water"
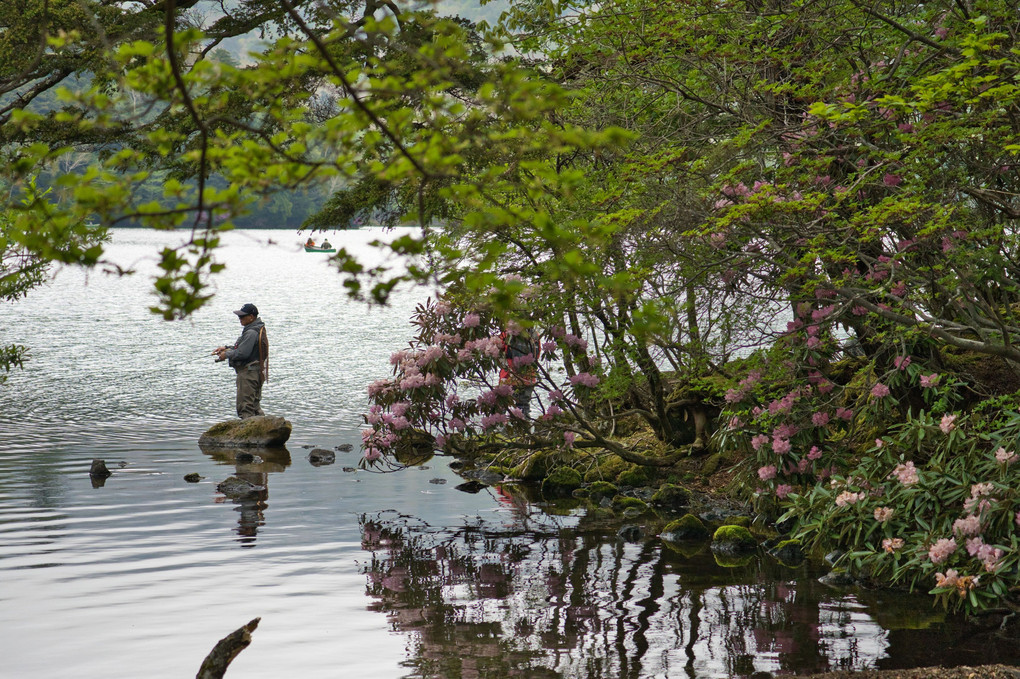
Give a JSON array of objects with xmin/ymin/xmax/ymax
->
[{"xmin": 0, "ymin": 228, "xmax": 1015, "ymax": 678}]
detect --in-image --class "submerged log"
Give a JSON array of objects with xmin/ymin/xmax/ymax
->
[
  {"xmin": 196, "ymin": 617, "xmax": 261, "ymax": 679},
  {"xmin": 199, "ymin": 416, "xmax": 292, "ymax": 448}
]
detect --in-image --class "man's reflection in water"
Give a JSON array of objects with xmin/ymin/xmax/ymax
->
[{"xmin": 202, "ymin": 445, "xmax": 291, "ymax": 547}]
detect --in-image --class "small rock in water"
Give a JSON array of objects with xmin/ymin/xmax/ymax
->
[
  {"xmin": 216, "ymin": 476, "xmax": 266, "ymax": 499},
  {"xmin": 183, "ymin": 473, "xmax": 203, "ymax": 483},
  {"xmin": 89, "ymin": 459, "xmax": 112, "ymax": 479},
  {"xmin": 455, "ymin": 481, "xmax": 487, "ymax": 494},
  {"xmin": 308, "ymin": 449, "xmax": 336, "ymax": 466},
  {"xmin": 342, "ymin": 467, "xmax": 357, "ymax": 473},
  {"xmin": 235, "ymin": 452, "xmax": 263, "ymax": 464},
  {"xmin": 335, "ymin": 443, "xmax": 353, "ymax": 452},
  {"xmin": 429, "ymin": 478, "xmax": 447, "ymax": 485}
]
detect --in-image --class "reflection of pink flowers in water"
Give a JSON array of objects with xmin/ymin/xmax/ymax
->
[
  {"xmin": 883, "ymin": 538, "xmax": 904, "ymax": 553},
  {"xmin": 871, "ymin": 382, "xmax": 890, "ymax": 398},
  {"xmin": 927, "ymin": 537, "xmax": 957, "ymax": 564},
  {"xmin": 874, "ymin": 507, "xmax": 894, "ymax": 522},
  {"xmin": 939, "ymin": 414, "xmax": 957, "ymax": 433},
  {"xmin": 758, "ymin": 465, "xmax": 777, "ymax": 480}
]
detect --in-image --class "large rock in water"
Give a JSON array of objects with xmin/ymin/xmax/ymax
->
[{"xmin": 199, "ymin": 416, "xmax": 292, "ymax": 448}]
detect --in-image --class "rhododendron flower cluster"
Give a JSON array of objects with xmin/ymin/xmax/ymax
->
[
  {"xmin": 835, "ymin": 490, "xmax": 864, "ymax": 507},
  {"xmin": 966, "ymin": 537, "xmax": 1004, "ymax": 572},
  {"xmin": 874, "ymin": 507, "xmax": 894, "ymax": 522},
  {"xmin": 891, "ymin": 461, "xmax": 919, "ymax": 485},
  {"xmin": 994, "ymin": 447, "xmax": 1017, "ymax": 465},
  {"xmin": 939, "ymin": 414, "xmax": 957, "ymax": 434},
  {"xmin": 882, "ymin": 538, "xmax": 904, "ymax": 553},
  {"xmin": 928, "ymin": 538, "xmax": 957, "ymax": 564}
]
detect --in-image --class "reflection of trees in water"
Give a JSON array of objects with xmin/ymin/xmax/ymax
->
[{"xmin": 358, "ymin": 508, "xmax": 902, "ymax": 679}]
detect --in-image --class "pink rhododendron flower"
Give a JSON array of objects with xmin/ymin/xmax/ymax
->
[
  {"xmin": 883, "ymin": 538, "xmax": 904, "ymax": 553},
  {"xmin": 462, "ymin": 313, "xmax": 480, "ymax": 328},
  {"xmin": 773, "ymin": 438, "xmax": 792, "ymax": 455},
  {"xmin": 480, "ymin": 413, "xmax": 508, "ymax": 430},
  {"xmin": 891, "ymin": 461, "xmax": 919, "ymax": 486},
  {"xmin": 874, "ymin": 507, "xmax": 894, "ymax": 522},
  {"xmin": 812, "ymin": 411, "xmax": 830, "ymax": 427},
  {"xmin": 542, "ymin": 404, "xmax": 563, "ymax": 419},
  {"xmin": 835, "ymin": 490, "xmax": 863, "ymax": 507},
  {"xmin": 774, "ymin": 423, "xmax": 798, "ymax": 439},
  {"xmin": 939, "ymin": 414, "xmax": 957, "ymax": 433},
  {"xmin": 728, "ymin": 416, "xmax": 744, "ymax": 429},
  {"xmin": 871, "ymin": 383, "xmax": 891, "ymax": 398},
  {"xmin": 970, "ymin": 482, "xmax": 994, "ymax": 498},
  {"xmin": 927, "ymin": 538, "xmax": 957, "ymax": 564},
  {"xmin": 775, "ymin": 484, "xmax": 793, "ymax": 499},
  {"xmin": 893, "ymin": 355, "xmax": 911, "ymax": 370},
  {"xmin": 935, "ymin": 569, "xmax": 958, "ymax": 588},
  {"xmin": 836, "ymin": 407, "xmax": 854, "ymax": 421},
  {"xmin": 807, "ymin": 446, "xmax": 823, "ymax": 460},
  {"xmin": 919, "ymin": 373, "xmax": 940, "ymax": 388},
  {"xmin": 434, "ymin": 434, "xmax": 446, "ymax": 448},
  {"xmin": 569, "ymin": 372, "xmax": 600, "ymax": 388},
  {"xmin": 758, "ymin": 465, "xmax": 777, "ymax": 481},
  {"xmin": 563, "ymin": 431, "xmax": 576, "ymax": 448},
  {"xmin": 751, "ymin": 434, "xmax": 769, "ymax": 451},
  {"xmin": 883, "ymin": 173, "xmax": 902, "ymax": 187},
  {"xmin": 797, "ymin": 458, "xmax": 810, "ymax": 473},
  {"xmin": 875, "ymin": 438, "xmax": 884, "ymax": 448},
  {"xmin": 994, "ymin": 447, "xmax": 1018, "ymax": 465},
  {"xmin": 953, "ymin": 515, "xmax": 982, "ymax": 537}
]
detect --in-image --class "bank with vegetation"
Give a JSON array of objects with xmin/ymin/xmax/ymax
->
[{"xmin": 3, "ymin": 0, "xmax": 1020, "ymax": 620}]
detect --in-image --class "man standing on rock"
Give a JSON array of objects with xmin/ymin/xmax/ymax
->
[{"xmin": 213, "ymin": 303, "xmax": 269, "ymax": 418}]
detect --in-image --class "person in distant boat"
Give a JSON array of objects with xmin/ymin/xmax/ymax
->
[
  {"xmin": 213, "ymin": 303, "xmax": 269, "ymax": 419},
  {"xmin": 321, "ymin": 239, "xmax": 332, "ymax": 249},
  {"xmin": 305, "ymin": 237, "xmax": 316, "ymax": 247}
]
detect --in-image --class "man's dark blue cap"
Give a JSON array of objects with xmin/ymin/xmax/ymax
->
[{"xmin": 233, "ymin": 303, "xmax": 258, "ymax": 317}]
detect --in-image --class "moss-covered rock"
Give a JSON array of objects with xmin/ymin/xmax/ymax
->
[
  {"xmin": 510, "ymin": 450, "xmax": 555, "ymax": 481},
  {"xmin": 650, "ymin": 484, "xmax": 692, "ymax": 511},
  {"xmin": 710, "ymin": 525, "xmax": 757, "ymax": 555},
  {"xmin": 199, "ymin": 416, "xmax": 291, "ymax": 448},
  {"xmin": 616, "ymin": 466, "xmax": 651, "ymax": 487},
  {"xmin": 700, "ymin": 453, "xmax": 723, "ymax": 476},
  {"xmin": 588, "ymin": 481, "xmax": 618, "ymax": 504},
  {"xmin": 721, "ymin": 515, "xmax": 751, "ymax": 528},
  {"xmin": 661, "ymin": 513, "xmax": 709, "ymax": 541},
  {"xmin": 583, "ymin": 455, "xmax": 631, "ymax": 484},
  {"xmin": 611, "ymin": 495, "xmax": 649, "ymax": 514},
  {"xmin": 543, "ymin": 467, "xmax": 583, "ymax": 496}
]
